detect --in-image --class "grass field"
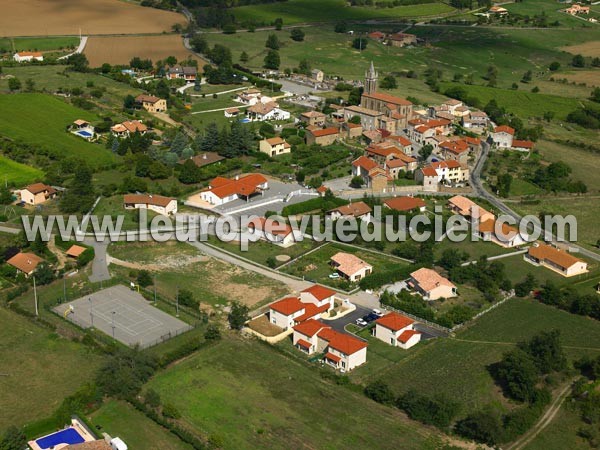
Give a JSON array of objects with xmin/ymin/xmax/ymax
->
[
  {"xmin": 232, "ymin": 0, "xmax": 454, "ymax": 25},
  {"xmin": 560, "ymin": 40, "xmax": 600, "ymax": 58},
  {"xmin": 89, "ymin": 400, "xmax": 193, "ymax": 450},
  {"xmin": 146, "ymin": 336, "xmax": 449, "ymax": 450},
  {"xmin": 0, "ymin": 36, "xmax": 79, "ymax": 53},
  {"xmin": 0, "ymin": 94, "xmax": 116, "ymax": 168},
  {"xmin": 1, "ymin": 0, "xmax": 185, "ymax": 36},
  {"xmin": 524, "ymin": 403, "xmax": 591, "ymax": 450},
  {"xmin": 0, "ymin": 155, "xmax": 43, "ymax": 186},
  {"xmin": 0, "ymin": 65, "xmax": 145, "ymax": 111},
  {"xmin": 504, "ymin": 0, "xmax": 585, "ymax": 27},
  {"xmin": 0, "ymin": 307, "xmax": 103, "ymax": 429},
  {"xmin": 93, "ymin": 195, "xmax": 159, "ymax": 231},
  {"xmin": 370, "ymin": 298, "xmax": 600, "ymax": 413},
  {"xmin": 84, "ymin": 35, "xmax": 207, "ymax": 68},
  {"xmin": 107, "ymin": 241, "xmax": 290, "ymax": 309}
]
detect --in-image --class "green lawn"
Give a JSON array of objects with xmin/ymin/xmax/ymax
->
[
  {"xmin": 0, "ymin": 307, "xmax": 103, "ymax": 429},
  {"xmin": 89, "ymin": 400, "xmax": 193, "ymax": 450},
  {"xmin": 0, "ymin": 94, "xmax": 116, "ymax": 168},
  {"xmin": 373, "ymin": 298, "xmax": 600, "ymax": 414},
  {"xmin": 93, "ymin": 195, "xmax": 160, "ymax": 232},
  {"xmin": 0, "ymin": 36, "xmax": 79, "ymax": 52},
  {"xmin": 0, "ymin": 155, "xmax": 43, "ymax": 186},
  {"xmin": 281, "ymin": 242, "xmax": 408, "ymax": 288},
  {"xmin": 509, "ymin": 178, "xmax": 543, "ymax": 197},
  {"xmin": 232, "ymin": 0, "xmax": 454, "ymax": 25},
  {"xmin": 146, "ymin": 336, "xmax": 449, "ymax": 450}
]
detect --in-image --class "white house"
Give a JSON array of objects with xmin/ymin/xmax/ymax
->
[
  {"xmin": 269, "ymin": 284, "xmax": 336, "ymax": 330},
  {"xmin": 477, "ymin": 218, "xmax": 528, "ymax": 248},
  {"xmin": 292, "ymin": 319, "xmax": 331, "ymax": 354},
  {"xmin": 247, "ymin": 216, "xmax": 300, "ymax": 247},
  {"xmin": 491, "ymin": 125, "xmax": 515, "ymax": 148},
  {"xmin": 373, "ymin": 312, "xmax": 421, "ymax": 349},
  {"xmin": 199, "ymin": 174, "xmax": 268, "ymax": 206},
  {"xmin": 318, "ymin": 328, "xmax": 368, "ymax": 371},
  {"xmin": 525, "ymin": 242, "xmax": 588, "ymax": 277},
  {"xmin": 330, "ymin": 252, "xmax": 373, "ymax": 282},
  {"xmin": 409, "ymin": 268, "xmax": 457, "ymax": 301},
  {"xmin": 327, "ymin": 201, "xmax": 372, "ymax": 222},
  {"xmin": 123, "ymin": 194, "xmax": 177, "ymax": 216},
  {"xmin": 13, "ymin": 51, "xmax": 43, "ymax": 62},
  {"xmin": 246, "ymin": 102, "xmax": 290, "ymax": 122}
]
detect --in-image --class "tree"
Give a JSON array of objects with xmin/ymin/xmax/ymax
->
[
  {"xmin": 590, "ymin": 87, "xmax": 600, "ymax": 103},
  {"xmin": 418, "ymin": 144, "xmax": 433, "ymax": 161},
  {"xmin": 521, "ymin": 70, "xmax": 532, "ymax": 83},
  {"xmin": 35, "ymin": 264, "xmax": 55, "ymax": 285},
  {"xmin": 549, "ymin": 61, "xmax": 560, "ymax": 71},
  {"xmin": 297, "ymin": 58, "xmax": 311, "ymax": 76},
  {"xmin": 170, "ymin": 132, "xmax": 188, "ymax": 156},
  {"xmin": 178, "ymin": 289, "xmax": 197, "ymax": 307},
  {"xmin": 379, "ymin": 75, "xmax": 397, "ymax": 89},
  {"xmin": 137, "ymin": 270, "xmax": 153, "ymax": 288},
  {"xmin": 519, "ymin": 330, "xmax": 566, "ymax": 374},
  {"xmin": 228, "ymin": 301, "xmax": 249, "ymax": 330},
  {"xmin": 59, "ymin": 164, "xmax": 95, "ymax": 213},
  {"xmin": 191, "ymin": 35, "xmax": 209, "ymax": 54},
  {"xmin": 438, "ymin": 249, "xmax": 467, "ymax": 270},
  {"xmin": 66, "ymin": 53, "xmax": 89, "ymax": 72},
  {"xmin": 514, "ymin": 273, "xmax": 536, "ymax": 297},
  {"xmin": 290, "ymin": 28, "xmax": 305, "ymax": 42},
  {"xmin": 334, "ymin": 21, "xmax": 348, "ymax": 33},
  {"xmin": 8, "ymin": 78, "xmax": 21, "ymax": 92},
  {"xmin": 572, "ymin": 54, "xmax": 586, "ymax": 68},
  {"xmin": 265, "ymin": 33, "xmax": 280, "ymax": 50},
  {"xmin": 495, "ymin": 349, "xmax": 539, "ymax": 402},
  {"xmin": 123, "ymin": 94, "xmax": 136, "ymax": 110},
  {"xmin": 348, "ymin": 115, "xmax": 361, "ymax": 124},
  {"xmin": 145, "ymin": 389, "xmax": 161, "ymax": 408},
  {"xmin": 204, "ymin": 324, "xmax": 221, "ymax": 341},
  {"xmin": 497, "ymin": 173, "xmax": 512, "ymax": 197},
  {"xmin": 25, "ymin": 78, "xmax": 35, "ymax": 92},
  {"xmin": 274, "ymin": 18, "xmax": 283, "ymax": 31},
  {"xmin": 455, "ymin": 410, "xmax": 503, "ymax": 445},
  {"xmin": 0, "ymin": 426, "xmax": 27, "ymax": 450},
  {"xmin": 240, "ymin": 51, "xmax": 249, "ymax": 63},
  {"xmin": 0, "ymin": 186, "xmax": 13, "ymax": 205},
  {"xmin": 364, "ymin": 380, "xmax": 395, "ymax": 405},
  {"xmin": 350, "ymin": 176, "xmax": 365, "ymax": 188},
  {"xmin": 178, "ymin": 159, "xmax": 200, "ymax": 184},
  {"xmin": 347, "ymin": 87, "xmax": 363, "ymax": 106},
  {"xmin": 263, "ymin": 50, "xmax": 280, "ymax": 70},
  {"xmin": 352, "ymin": 37, "xmax": 367, "ymax": 50},
  {"xmin": 543, "ymin": 111, "xmax": 555, "ymax": 122}
]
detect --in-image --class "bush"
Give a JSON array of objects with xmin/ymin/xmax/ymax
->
[
  {"xmin": 162, "ymin": 403, "xmax": 181, "ymax": 419},
  {"xmin": 364, "ymin": 380, "xmax": 395, "ymax": 405},
  {"xmin": 204, "ymin": 324, "xmax": 221, "ymax": 341},
  {"xmin": 397, "ymin": 390, "xmax": 460, "ymax": 429},
  {"xmin": 454, "ymin": 409, "xmax": 503, "ymax": 445},
  {"xmin": 145, "ymin": 389, "xmax": 161, "ymax": 408}
]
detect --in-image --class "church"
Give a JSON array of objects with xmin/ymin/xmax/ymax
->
[{"xmin": 343, "ymin": 62, "xmax": 413, "ymax": 132}]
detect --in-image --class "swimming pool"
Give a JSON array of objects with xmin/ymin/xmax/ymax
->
[
  {"xmin": 35, "ymin": 428, "xmax": 85, "ymax": 449},
  {"xmin": 74, "ymin": 130, "xmax": 93, "ymax": 138}
]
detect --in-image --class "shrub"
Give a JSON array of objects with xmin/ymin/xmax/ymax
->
[{"xmin": 364, "ymin": 380, "xmax": 395, "ymax": 405}]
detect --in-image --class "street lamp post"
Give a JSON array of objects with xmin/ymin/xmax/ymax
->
[
  {"xmin": 111, "ymin": 311, "xmax": 116, "ymax": 340},
  {"xmin": 89, "ymin": 297, "xmax": 94, "ymax": 327}
]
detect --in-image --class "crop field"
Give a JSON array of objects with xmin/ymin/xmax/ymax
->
[
  {"xmin": 560, "ymin": 40, "xmax": 600, "ymax": 58},
  {"xmin": 0, "ymin": 0, "xmax": 185, "ymax": 36},
  {"xmin": 0, "ymin": 307, "xmax": 103, "ymax": 429},
  {"xmin": 231, "ymin": 0, "xmax": 455, "ymax": 25},
  {"xmin": 0, "ymin": 155, "xmax": 43, "ymax": 186},
  {"xmin": 146, "ymin": 336, "xmax": 448, "ymax": 450},
  {"xmin": 0, "ymin": 94, "xmax": 116, "ymax": 168},
  {"xmin": 89, "ymin": 400, "xmax": 193, "ymax": 450},
  {"xmin": 0, "ymin": 36, "xmax": 79, "ymax": 53},
  {"xmin": 84, "ymin": 35, "xmax": 207, "ymax": 68},
  {"xmin": 371, "ymin": 298, "xmax": 600, "ymax": 413}
]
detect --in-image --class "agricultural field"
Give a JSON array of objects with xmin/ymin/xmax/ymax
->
[
  {"xmin": 0, "ymin": 93, "xmax": 116, "ymax": 168},
  {"xmin": 0, "ymin": 36, "xmax": 79, "ymax": 53},
  {"xmin": 145, "ymin": 336, "xmax": 450, "ymax": 450},
  {"xmin": 0, "ymin": 0, "xmax": 185, "ymax": 36},
  {"xmin": 0, "ymin": 307, "xmax": 103, "ymax": 429},
  {"xmin": 89, "ymin": 400, "xmax": 193, "ymax": 450},
  {"xmin": 0, "ymin": 65, "xmax": 145, "ymax": 110},
  {"xmin": 231, "ymin": 0, "xmax": 455, "ymax": 26},
  {"xmin": 0, "ymin": 155, "xmax": 43, "ymax": 186},
  {"xmin": 107, "ymin": 241, "xmax": 290, "ymax": 308},
  {"xmin": 84, "ymin": 35, "xmax": 207, "ymax": 68},
  {"xmin": 369, "ymin": 298, "xmax": 600, "ymax": 413},
  {"xmin": 560, "ymin": 40, "xmax": 600, "ymax": 58}
]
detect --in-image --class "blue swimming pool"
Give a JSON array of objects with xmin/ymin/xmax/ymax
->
[
  {"xmin": 75, "ymin": 130, "xmax": 93, "ymax": 138},
  {"xmin": 36, "ymin": 428, "xmax": 85, "ymax": 449}
]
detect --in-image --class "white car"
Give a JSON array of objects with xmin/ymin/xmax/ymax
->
[
  {"xmin": 372, "ymin": 309, "xmax": 383, "ymax": 317},
  {"xmin": 328, "ymin": 273, "xmax": 340, "ymax": 279},
  {"xmin": 355, "ymin": 318, "xmax": 368, "ymax": 327}
]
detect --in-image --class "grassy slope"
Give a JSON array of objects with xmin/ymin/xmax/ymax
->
[
  {"xmin": 371, "ymin": 298, "xmax": 600, "ymax": 413},
  {"xmin": 0, "ymin": 36, "xmax": 80, "ymax": 52},
  {"xmin": 0, "ymin": 155, "xmax": 43, "ymax": 185},
  {"xmin": 89, "ymin": 400, "xmax": 193, "ymax": 450},
  {"xmin": 0, "ymin": 94, "xmax": 115, "ymax": 167},
  {"xmin": 0, "ymin": 307, "xmax": 103, "ymax": 429},
  {"xmin": 146, "ymin": 336, "xmax": 446, "ymax": 450},
  {"xmin": 232, "ymin": 0, "xmax": 454, "ymax": 25},
  {"xmin": 524, "ymin": 403, "xmax": 591, "ymax": 450}
]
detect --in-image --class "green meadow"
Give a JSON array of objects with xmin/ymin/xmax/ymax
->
[{"xmin": 0, "ymin": 155, "xmax": 43, "ymax": 186}]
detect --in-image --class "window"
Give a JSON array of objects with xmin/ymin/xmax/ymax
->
[{"xmin": 390, "ymin": 337, "xmax": 394, "ymax": 345}]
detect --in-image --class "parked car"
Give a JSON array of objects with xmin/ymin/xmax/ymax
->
[
  {"xmin": 363, "ymin": 313, "xmax": 380, "ymax": 323},
  {"xmin": 355, "ymin": 318, "xmax": 368, "ymax": 327},
  {"xmin": 372, "ymin": 309, "xmax": 383, "ymax": 317},
  {"xmin": 328, "ymin": 273, "xmax": 340, "ymax": 279}
]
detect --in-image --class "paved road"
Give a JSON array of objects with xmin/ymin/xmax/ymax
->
[
  {"xmin": 0, "ymin": 225, "xmax": 20, "ymax": 235},
  {"xmin": 84, "ymin": 238, "xmax": 111, "ymax": 283},
  {"xmin": 471, "ymin": 142, "xmax": 600, "ymax": 262}
]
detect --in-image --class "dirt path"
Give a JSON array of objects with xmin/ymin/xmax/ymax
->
[
  {"xmin": 505, "ymin": 382, "xmax": 573, "ymax": 450},
  {"xmin": 47, "ymin": 237, "xmax": 68, "ymax": 270},
  {"xmin": 106, "ymin": 254, "xmax": 208, "ymax": 271}
]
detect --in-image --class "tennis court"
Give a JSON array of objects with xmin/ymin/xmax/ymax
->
[{"xmin": 54, "ymin": 285, "xmax": 192, "ymax": 348}]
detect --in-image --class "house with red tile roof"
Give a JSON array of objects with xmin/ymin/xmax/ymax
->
[
  {"xmin": 511, "ymin": 139, "xmax": 534, "ymax": 152},
  {"xmin": 19, "ymin": 183, "xmax": 57, "ymax": 205},
  {"xmin": 200, "ymin": 174, "xmax": 268, "ymax": 206},
  {"xmin": 13, "ymin": 51, "xmax": 43, "ymax": 62},
  {"xmin": 525, "ymin": 242, "xmax": 588, "ymax": 277},
  {"xmin": 447, "ymin": 195, "xmax": 494, "ymax": 222},
  {"xmin": 292, "ymin": 319, "xmax": 331, "ymax": 354},
  {"xmin": 259, "ymin": 137, "xmax": 291, "ymax": 157},
  {"xmin": 111, "ymin": 120, "xmax": 147, "ymax": 138},
  {"xmin": 268, "ymin": 285, "xmax": 338, "ymax": 329},
  {"xmin": 305, "ymin": 127, "xmax": 340, "ymax": 146},
  {"xmin": 383, "ymin": 196, "xmax": 426, "ymax": 213},
  {"xmin": 491, "ymin": 125, "xmax": 515, "ymax": 148},
  {"xmin": 409, "ymin": 268, "xmax": 457, "ymax": 301},
  {"xmin": 318, "ymin": 327, "xmax": 368, "ymax": 371},
  {"xmin": 330, "ymin": 252, "xmax": 373, "ymax": 282},
  {"xmin": 327, "ymin": 201, "xmax": 372, "ymax": 222},
  {"xmin": 123, "ymin": 193, "xmax": 177, "ymax": 216},
  {"xmin": 135, "ymin": 94, "xmax": 167, "ymax": 113},
  {"xmin": 7, "ymin": 252, "xmax": 44, "ymax": 277},
  {"xmin": 373, "ymin": 312, "xmax": 421, "ymax": 349},
  {"xmin": 415, "ymin": 161, "xmax": 469, "ymax": 191},
  {"xmin": 477, "ymin": 218, "xmax": 528, "ymax": 248},
  {"xmin": 247, "ymin": 216, "xmax": 299, "ymax": 247}
]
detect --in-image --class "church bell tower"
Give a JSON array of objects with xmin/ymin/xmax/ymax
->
[{"xmin": 364, "ymin": 61, "xmax": 378, "ymax": 95}]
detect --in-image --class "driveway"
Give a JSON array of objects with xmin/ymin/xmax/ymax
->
[
  {"xmin": 84, "ymin": 238, "xmax": 111, "ymax": 283},
  {"xmin": 324, "ymin": 304, "xmax": 371, "ymax": 333}
]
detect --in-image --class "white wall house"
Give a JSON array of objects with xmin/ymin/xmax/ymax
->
[
  {"xmin": 491, "ymin": 125, "xmax": 514, "ymax": 148},
  {"xmin": 373, "ymin": 312, "xmax": 421, "ymax": 349},
  {"xmin": 14, "ymin": 51, "xmax": 43, "ymax": 62},
  {"xmin": 123, "ymin": 194, "xmax": 177, "ymax": 216}
]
